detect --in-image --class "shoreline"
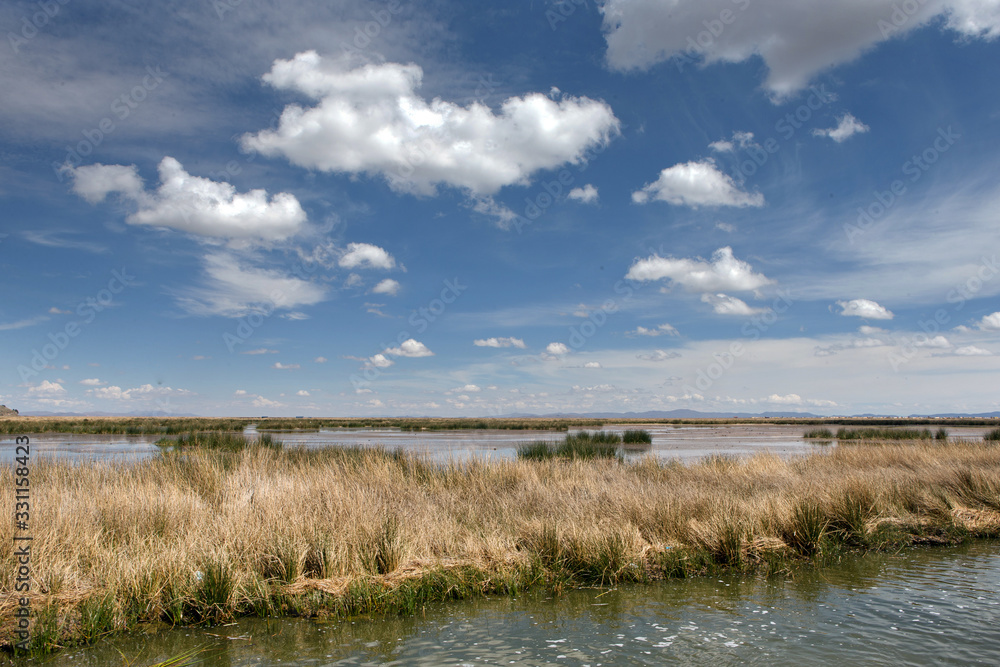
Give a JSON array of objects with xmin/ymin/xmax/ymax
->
[{"xmin": 3, "ymin": 439, "xmax": 1000, "ymax": 656}]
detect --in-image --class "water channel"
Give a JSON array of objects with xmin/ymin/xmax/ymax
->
[{"xmin": 25, "ymin": 540, "xmax": 1000, "ymax": 666}]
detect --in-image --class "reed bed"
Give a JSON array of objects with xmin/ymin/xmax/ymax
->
[
  {"xmin": 517, "ymin": 430, "xmax": 650, "ymax": 460},
  {"xmin": 0, "ymin": 417, "xmax": 604, "ymax": 435},
  {"xmin": 156, "ymin": 431, "xmax": 282, "ymax": 452},
  {"xmin": 622, "ymin": 429, "xmax": 653, "ymax": 444},
  {"xmin": 835, "ymin": 427, "xmax": 934, "ymax": 440},
  {"xmin": 3, "ymin": 440, "xmax": 1000, "ymax": 655}
]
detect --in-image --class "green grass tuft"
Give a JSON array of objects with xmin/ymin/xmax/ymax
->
[
  {"xmin": 156, "ymin": 431, "xmax": 282, "ymax": 452},
  {"xmin": 359, "ymin": 517, "xmax": 404, "ymax": 575},
  {"xmin": 517, "ymin": 440, "xmax": 556, "ymax": 460},
  {"xmin": 622, "ymin": 429, "xmax": 653, "ymax": 444},
  {"xmin": 836, "ymin": 427, "xmax": 932, "ymax": 440},
  {"xmin": 192, "ymin": 559, "xmax": 235, "ymax": 623},
  {"xmin": 516, "ymin": 431, "xmax": 624, "ymax": 460},
  {"xmin": 804, "ymin": 428, "xmax": 835, "ymax": 439},
  {"xmin": 783, "ymin": 502, "xmax": 829, "ymax": 556},
  {"xmin": 557, "ymin": 431, "xmax": 622, "ymax": 460}
]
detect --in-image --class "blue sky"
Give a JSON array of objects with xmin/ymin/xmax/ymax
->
[{"xmin": 2, "ymin": 0, "xmax": 1000, "ymax": 417}]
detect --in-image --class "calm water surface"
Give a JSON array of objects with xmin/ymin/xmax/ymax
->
[
  {"xmin": 29, "ymin": 540, "xmax": 1000, "ymax": 666},
  {"xmin": 6, "ymin": 424, "xmax": 990, "ymax": 464}
]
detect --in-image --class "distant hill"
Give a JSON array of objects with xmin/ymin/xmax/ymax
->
[
  {"xmin": 910, "ymin": 412, "xmax": 1000, "ymax": 419},
  {"xmin": 0, "ymin": 404, "xmax": 18, "ymax": 417}
]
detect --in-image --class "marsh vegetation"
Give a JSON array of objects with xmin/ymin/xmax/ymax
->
[
  {"xmin": 155, "ymin": 431, "xmax": 282, "ymax": 452},
  {"xmin": 2, "ymin": 415, "xmax": 997, "ymax": 436},
  {"xmin": 3, "ymin": 435, "xmax": 1000, "ymax": 655},
  {"xmin": 805, "ymin": 427, "xmax": 952, "ymax": 441},
  {"xmin": 0, "ymin": 417, "xmax": 608, "ymax": 436}
]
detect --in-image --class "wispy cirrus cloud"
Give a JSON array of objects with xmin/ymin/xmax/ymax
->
[{"xmin": 0, "ymin": 315, "xmax": 49, "ymax": 331}]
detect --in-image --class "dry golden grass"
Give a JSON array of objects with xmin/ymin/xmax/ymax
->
[{"xmin": 3, "ymin": 440, "xmax": 1000, "ymax": 654}]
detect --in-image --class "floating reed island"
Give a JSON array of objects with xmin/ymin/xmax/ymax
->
[{"xmin": 3, "ymin": 431, "xmax": 1000, "ymax": 655}]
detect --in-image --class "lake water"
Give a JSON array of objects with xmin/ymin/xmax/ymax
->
[
  {"xmin": 28, "ymin": 540, "xmax": 1000, "ymax": 666},
  {"xmin": 3, "ymin": 424, "xmax": 991, "ymax": 465}
]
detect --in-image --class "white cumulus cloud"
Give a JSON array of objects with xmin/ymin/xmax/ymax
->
[
  {"xmin": 241, "ymin": 52, "xmax": 620, "ymax": 197},
  {"xmin": 567, "ymin": 184, "xmax": 599, "ymax": 204},
  {"xmin": 836, "ymin": 298, "xmax": 894, "ymax": 320},
  {"xmin": 546, "ymin": 342, "xmax": 570, "ymax": 355},
  {"xmin": 954, "ymin": 345, "xmax": 992, "ymax": 356},
  {"xmin": 767, "ymin": 393, "xmax": 803, "ymax": 405},
  {"xmin": 632, "ymin": 159, "xmax": 764, "ymax": 208},
  {"xmin": 252, "ymin": 395, "xmax": 283, "ymax": 409},
  {"xmin": 626, "ymin": 247, "xmax": 774, "ymax": 293},
  {"xmin": 813, "ymin": 113, "xmax": 870, "ymax": 142},
  {"xmin": 68, "ymin": 157, "xmax": 306, "ymax": 241},
  {"xmin": 915, "ymin": 335, "xmax": 952, "ymax": 349},
  {"xmin": 28, "ymin": 380, "xmax": 65, "ymax": 395},
  {"xmin": 339, "ymin": 242, "xmax": 397, "ymax": 270},
  {"xmin": 701, "ymin": 293, "xmax": 768, "ymax": 316},
  {"xmin": 90, "ymin": 384, "xmax": 190, "ymax": 401},
  {"xmin": 629, "ymin": 323, "xmax": 680, "ymax": 337},
  {"xmin": 384, "ymin": 339, "xmax": 434, "ymax": 357},
  {"xmin": 474, "ymin": 337, "xmax": 527, "ymax": 348},
  {"xmin": 371, "ymin": 278, "xmax": 401, "ymax": 296},
  {"xmin": 976, "ymin": 312, "xmax": 1000, "ymax": 330},
  {"xmin": 369, "ymin": 353, "xmax": 394, "ymax": 368}
]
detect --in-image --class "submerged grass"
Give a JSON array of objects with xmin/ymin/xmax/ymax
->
[
  {"xmin": 517, "ymin": 430, "xmax": 628, "ymax": 460},
  {"xmin": 836, "ymin": 427, "xmax": 933, "ymax": 440},
  {"xmin": 4, "ymin": 439, "xmax": 1000, "ymax": 655},
  {"xmin": 558, "ymin": 431, "xmax": 623, "ymax": 460},
  {"xmin": 156, "ymin": 431, "xmax": 282, "ymax": 452},
  {"xmin": 516, "ymin": 441, "xmax": 556, "ymax": 461},
  {"xmin": 622, "ymin": 429, "xmax": 653, "ymax": 444}
]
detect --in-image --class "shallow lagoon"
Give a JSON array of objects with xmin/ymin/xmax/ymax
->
[{"xmin": 3, "ymin": 423, "xmax": 992, "ymax": 465}]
